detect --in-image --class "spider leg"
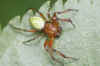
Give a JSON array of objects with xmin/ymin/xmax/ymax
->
[
  {"xmin": 44, "ymin": 37, "xmax": 63, "ymax": 64},
  {"xmin": 44, "ymin": 37, "xmax": 78, "ymax": 64},
  {"xmin": 9, "ymin": 24, "xmax": 37, "ymax": 32},
  {"xmin": 48, "ymin": 48, "xmax": 63, "ymax": 64},
  {"xmin": 44, "ymin": 39, "xmax": 49, "ymax": 51},
  {"xmin": 51, "ymin": 9, "xmax": 78, "ymax": 26},
  {"xmin": 29, "ymin": 8, "xmax": 47, "ymax": 21},
  {"xmin": 48, "ymin": 37, "xmax": 54, "ymax": 48},
  {"xmin": 55, "ymin": 9, "xmax": 78, "ymax": 14},
  {"xmin": 53, "ymin": 49, "xmax": 78, "ymax": 61},
  {"xmin": 57, "ymin": 18, "xmax": 76, "ymax": 28},
  {"xmin": 23, "ymin": 34, "xmax": 42, "ymax": 44}
]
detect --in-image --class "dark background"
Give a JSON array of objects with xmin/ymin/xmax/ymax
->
[
  {"xmin": 0, "ymin": 0, "xmax": 68, "ymax": 29},
  {"xmin": 0, "ymin": 0, "xmax": 47, "ymax": 29}
]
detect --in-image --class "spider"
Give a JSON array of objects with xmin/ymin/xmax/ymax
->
[{"xmin": 10, "ymin": 8, "xmax": 78, "ymax": 64}]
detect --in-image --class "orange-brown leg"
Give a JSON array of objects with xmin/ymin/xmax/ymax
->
[
  {"xmin": 44, "ymin": 38, "xmax": 78, "ymax": 64},
  {"xmin": 29, "ymin": 8, "xmax": 47, "ymax": 21},
  {"xmin": 44, "ymin": 38, "xmax": 63, "ymax": 64},
  {"xmin": 48, "ymin": 37, "xmax": 54, "ymax": 48},
  {"xmin": 23, "ymin": 34, "xmax": 42, "ymax": 44},
  {"xmin": 55, "ymin": 9, "xmax": 78, "ymax": 14},
  {"xmin": 52, "ymin": 9, "xmax": 78, "ymax": 19},
  {"xmin": 48, "ymin": 48, "xmax": 63, "ymax": 64},
  {"xmin": 9, "ymin": 24, "xmax": 37, "ymax": 32},
  {"xmin": 57, "ymin": 18, "xmax": 76, "ymax": 28},
  {"xmin": 53, "ymin": 49, "xmax": 78, "ymax": 60},
  {"xmin": 44, "ymin": 39, "xmax": 49, "ymax": 51},
  {"xmin": 51, "ymin": 9, "xmax": 78, "ymax": 27}
]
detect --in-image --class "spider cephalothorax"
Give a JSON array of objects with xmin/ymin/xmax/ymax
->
[{"xmin": 10, "ymin": 8, "xmax": 78, "ymax": 64}]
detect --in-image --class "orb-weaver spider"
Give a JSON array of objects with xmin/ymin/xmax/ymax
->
[{"xmin": 10, "ymin": 8, "xmax": 78, "ymax": 64}]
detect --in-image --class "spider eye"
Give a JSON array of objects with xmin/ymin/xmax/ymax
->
[{"xmin": 29, "ymin": 17, "xmax": 45, "ymax": 30}]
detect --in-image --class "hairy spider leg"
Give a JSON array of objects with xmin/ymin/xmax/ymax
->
[
  {"xmin": 9, "ymin": 24, "xmax": 37, "ymax": 32},
  {"xmin": 29, "ymin": 8, "xmax": 47, "ymax": 21}
]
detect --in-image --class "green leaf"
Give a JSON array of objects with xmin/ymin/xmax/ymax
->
[
  {"xmin": 0, "ymin": 0, "xmax": 47, "ymax": 30},
  {"xmin": 0, "ymin": 0, "xmax": 69, "ymax": 30}
]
